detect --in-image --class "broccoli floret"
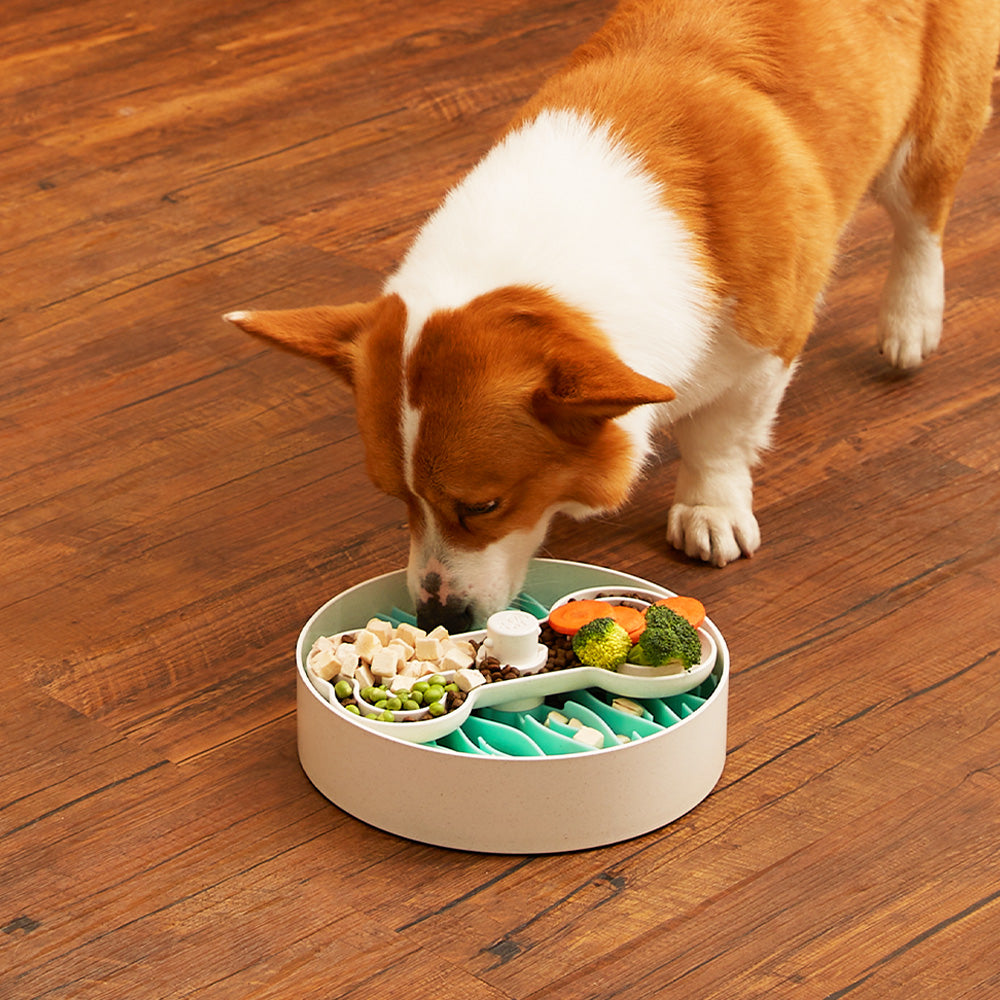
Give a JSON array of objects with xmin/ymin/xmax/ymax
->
[
  {"xmin": 627, "ymin": 605, "xmax": 702, "ymax": 668},
  {"xmin": 571, "ymin": 617, "xmax": 632, "ymax": 670}
]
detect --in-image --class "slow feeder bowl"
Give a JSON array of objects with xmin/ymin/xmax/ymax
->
[{"xmin": 296, "ymin": 558, "xmax": 729, "ymax": 853}]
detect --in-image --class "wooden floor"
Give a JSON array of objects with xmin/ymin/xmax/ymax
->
[{"xmin": 3, "ymin": 1, "xmax": 998, "ymax": 996}]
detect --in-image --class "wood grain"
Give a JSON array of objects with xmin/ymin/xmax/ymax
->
[{"xmin": 2, "ymin": 2, "xmax": 997, "ymax": 998}]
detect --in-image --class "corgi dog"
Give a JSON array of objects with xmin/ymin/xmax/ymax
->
[{"xmin": 227, "ymin": 0, "xmax": 998, "ymax": 631}]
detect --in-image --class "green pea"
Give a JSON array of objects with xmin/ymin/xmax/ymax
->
[
  {"xmin": 444, "ymin": 682, "xmax": 459, "ymax": 693},
  {"xmin": 359, "ymin": 686, "xmax": 376, "ymax": 702},
  {"xmin": 428, "ymin": 674, "xmax": 446, "ymax": 686},
  {"xmin": 427, "ymin": 701, "xmax": 446, "ymax": 717},
  {"xmin": 386, "ymin": 697, "xmax": 402, "ymax": 711},
  {"xmin": 345, "ymin": 704, "xmax": 360, "ymax": 715},
  {"xmin": 402, "ymin": 699, "xmax": 420, "ymax": 711},
  {"xmin": 374, "ymin": 699, "xmax": 388, "ymax": 711},
  {"xmin": 334, "ymin": 680, "xmax": 353, "ymax": 700},
  {"xmin": 412, "ymin": 681, "xmax": 430, "ymax": 693},
  {"xmin": 378, "ymin": 710, "xmax": 395, "ymax": 722},
  {"xmin": 409, "ymin": 690, "xmax": 424, "ymax": 706},
  {"xmin": 425, "ymin": 684, "xmax": 445, "ymax": 704}
]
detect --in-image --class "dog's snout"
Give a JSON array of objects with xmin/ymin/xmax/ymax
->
[{"xmin": 416, "ymin": 597, "xmax": 475, "ymax": 634}]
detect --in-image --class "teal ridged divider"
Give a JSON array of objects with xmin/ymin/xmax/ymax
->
[{"xmin": 438, "ymin": 674, "xmax": 718, "ymax": 757}]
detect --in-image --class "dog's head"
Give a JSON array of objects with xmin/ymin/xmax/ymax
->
[{"xmin": 228, "ymin": 285, "xmax": 674, "ymax": 629}]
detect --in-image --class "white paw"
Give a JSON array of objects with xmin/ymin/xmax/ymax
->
[
  {"xmin": 878, "ymin": 299, "xmax": 943, "ymax": 370},
  {"xmin": 877, "ymin": 232, "xmax": 944, "ymax": 370},
  {"xmin": 666, "ymin": 502, "xmax": 760, "ymax": 567}
]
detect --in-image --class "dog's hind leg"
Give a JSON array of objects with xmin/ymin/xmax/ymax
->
[
  {"xmin": 666, "ymin": 349, "xmax": 795, "ymax": 567},
  {"xmin": 874, "ymin": 7, "xmax": 998, "ymax": 370}
]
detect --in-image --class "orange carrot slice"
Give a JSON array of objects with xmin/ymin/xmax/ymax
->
[
  {"xmin": 609, "ymin": 605, "xmax": 646, "ymax": 642},
  {"xmin": 548, "ymin": 599, "xmax": 615, "ymax": 635},
  {"xmin": 655, "ymin": 596, "xmax": 706, "ymax": 629}
]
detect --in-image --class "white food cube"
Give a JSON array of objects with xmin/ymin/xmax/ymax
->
[
  {"xmin": 418, "ymin": 661, "xmax": 441, "ymax": 677},
  {"xmin": 546, "ymin": 711, "xmax": 569, "ymax": 727},
  {"xmin": 399, "ymin": 659, "xmax": 423, "ymax": 678},
  {"xmin": 426, "ymin": 625, "xmax": 450, "ymax": 642},
  {"xmin": 355, "ymin": 664, "xmax": 374, "ymax": 689},
  {"xmin": 572, "ymin": 726, "xmax": 605, "ymax": 749},
  {"xmin": 414, "ymin": 636, "xmax": 443, "ymax": 662},
  {"xmin": 306, "ymin": 636, "xmax": 339, "ymax": 680},
  {"xmin": 568, "ymin": 717, "xmax": 584, "ymax": 729},
  {"xmin": 455, "ymin": 668, "xmax": 486, "ymax": 692},
  {"xmin": 370, "ymin": 646, "xmax": 403, "ymax": 680},
  {"xmin": 365, "ymin": 618, "xmax": 394, "ymax": 646},
  {"xmin": 395, "ymin": 622, "xmax": 426, "ymax": 646},
  {"xmin": 611, "ymin": 697, "xmax": 644, "ymax": 717},
  {"xmin": 445, "ymin": 639, "xmax": 476, "ymax": 658},
  {"xmin": 334, "ymin": 642, "xmax": 359, "ymax": 678},
  {"xmin": 388, "ymin": 638, "xmax": 415, "ymax": 661},
  {"xmin": 353, "ymin": 629, "xmax": 383, "ymax": 664},
  {"xmin": 389, "ymin": 675, "xmax": 414, "ymax": 694},
  {"xmin": 441, "ymin": 646, "xmax": 475, "ymax": 672}
]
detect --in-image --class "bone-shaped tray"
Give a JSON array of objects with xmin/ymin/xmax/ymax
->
[{"xmin": 306, "ymin": 586, "xmax": 717, "ymax": 745}]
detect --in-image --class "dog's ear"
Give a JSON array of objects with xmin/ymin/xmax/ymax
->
[
  {"xmin": 532, "ymin": 353, "xmax": 675, "ymax": 445},
  {"xmin": 224, "ymin": 295, "xmax": 404, "ymax": 386}
]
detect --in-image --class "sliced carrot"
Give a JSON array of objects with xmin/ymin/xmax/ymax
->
[
  {"xmin": 655, "ymin": 596, "xmax": 706, "ymax": 629},
  {"xmin": 609, "ymin": 604, "xmax": 646, "ymax": 642},
  {"xmin": 548, "ymin": 599, "xmax": 614, "ymax": 635}
]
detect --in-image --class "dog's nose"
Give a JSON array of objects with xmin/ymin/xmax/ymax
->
[{"xmin": 416, "ymin": 597, "xmax": 475, "ymax": 634}]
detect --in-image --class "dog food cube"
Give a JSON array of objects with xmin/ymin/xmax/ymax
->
[
  {"xmin": 355, "ymin": 664, "xmax": 374, "ymax": 689},
  {"xmin": 396, "ymin": 622, "xmax": 426, "ymax": 647},
  {"xmin": 334, "ymin": 642, "xmax": 359, "ymax": 678},
  {"xmin": 353, "ymin": 629, "xmax": 383, "ymax": 664},
  {"xmin": 611, "ymin": 697, "xmax": 644, "ymax": 717},
  {"xmin": 427, "ymin": 625, "xmax": 450, "ymax": 642},
  {"xmin": 389, "ymin": 675, "xmax": 414, "ymax": 694},
  {"xmin": 546, "ymin": 711, "xmax": 569, "ymax": 727},
  {"xmin": 455, "ymin": 668, "xmax": 487, "ymax": 692},
  {"xmin": 414, "ymin": 636, "xmax": 443, "ymax": 661},
  {"xmin": 365, "ymin": 618, "xmax": 393, "ymax": 646},
  {"xmin": 306, "ymin": 636, "xmax": 339, "ymax": 680},
  {"xmin": 370, "ymin": 646, "xmax": 403, "ymax": 680},
  {"xmin": 399, "ymin": 658, "xmax": 423, "ymax": 678},
  {"xmin": 388, "ymin": 637, "xmax": 415, "ymax": 661},
  {"xmin": 441, "ymin": 646, "xmax": 475, "ymax": 672},
  {"xmin": 572, "ymin": 725, "xmax": 605, "ymax": 749},
  {"xmin": 446, "ymin": 639, "xmax": 476, "ymax": 658}
]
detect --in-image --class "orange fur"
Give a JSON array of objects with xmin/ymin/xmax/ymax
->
[
  {"xmin": 404, "ymin": 287, "xmax": 675, "ymax": 549},
  {"xmin": 228, "ymin": 0, "xmax": 999, "ymax": 623},
  {"xmin": 515, "ymin": 0, "xmax": 999, "ymax": 361}
]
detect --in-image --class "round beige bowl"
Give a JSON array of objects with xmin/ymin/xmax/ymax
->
[{"xmin": 296, "ymin": 558, "xmax": 729, "ymax": 853}]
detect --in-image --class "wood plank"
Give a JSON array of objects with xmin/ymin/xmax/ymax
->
[{"xmin": 2, "ymin": 2, "xmax": 997, "ymax": 998}]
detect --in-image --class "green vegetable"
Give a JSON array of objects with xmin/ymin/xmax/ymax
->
[
  {"xmin": 627, "ymin": 605, "xmax": 701, "ymax": 668},
  {"xmin": 334, "ymin": 680, "xmax": 353, "ymax": 701},
  {"xmin": 571, "ymin": 617, "xmax": 632, "ymax": 670}
]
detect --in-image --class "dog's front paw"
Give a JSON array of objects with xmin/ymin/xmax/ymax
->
[
  {"xmin": 877, "ymin": 232, "xmax": 944, "ymax": 370},
  {"xmin": 666, "ymin": 502, "xmax": 760, "ymax": 567}
]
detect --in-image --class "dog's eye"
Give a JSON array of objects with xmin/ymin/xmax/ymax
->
[{"xmin": 456, "ymin": 498, "xmax": 501, "ymax": 528}]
